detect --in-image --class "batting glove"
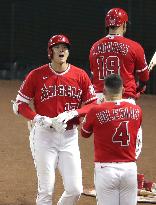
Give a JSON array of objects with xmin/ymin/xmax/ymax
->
[
  {"xmin": 52, "ymin": 118, "xmax": 67, "ymax": 133},
  {"xmin": 33, "ymin": 114, "xmax": 67, "ymax": 132},
  {"xmin": 11, "ymin": 100, "xmax": 21, "ymax": 115},
  {"xmin": 33, "ymin": 114, "xmax": 53, "ymax": 128},
  {"xmin": 57, "ymin": 110, "xmax": 78, "ymax": 123}
]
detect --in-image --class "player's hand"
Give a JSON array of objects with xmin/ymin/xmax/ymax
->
[
  {"xmin": 96, "ymin": 93, "xmax": 105, "ymax": 104},
  {"xmin": 11, "ymin": 100, "xmax": 20, "ymax": 115},
  {"xmin": 51, "ymin": 117, "xmax": 67, "ymax": 133},
  {"xmin": 136, "ymin": 81, "xmax": 147, "ymax": 94},
  {"xmin": 33, "ymin": 114, "xmax": 67, "ymax": 132},
  {"xmin": 136, "ymin": 80, "xmax": 147, "ymax": 99},
  {"xmin": 57, "ymin": 110, "xmax": 78, "ymax": 123},
  {"xmin": 33, "ymin": 114, "xmax": 54, "ymax": 128}
]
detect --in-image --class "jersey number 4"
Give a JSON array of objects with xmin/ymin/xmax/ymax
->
[
  {"xmin": 97, "ymin": 56, "xmax": 120, "ymax": 80},
  {"xmin": 112, "ymin": 121, "xmax": 130, "ymax": 146}
]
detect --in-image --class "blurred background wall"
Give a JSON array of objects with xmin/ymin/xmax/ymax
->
[{"xmin": 0, "ymin": 0, "xmax": 156, "ymax": 93}]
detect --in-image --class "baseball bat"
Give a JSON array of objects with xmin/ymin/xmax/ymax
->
[{"xmin": 148, "ymin": 51, "xmax": 156, "ymax": 71}]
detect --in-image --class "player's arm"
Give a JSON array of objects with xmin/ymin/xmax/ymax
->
[
  {"xmin": 77, "ymin": 71, "xmax": 97, "ymax": 117},
  {"xmin": 56, "ymin": 71, "xmax": 97, "ymax": 123},
  {"xmin": 64, "ymin": 76, "xmax": 97, "ymax": 119},
  {"xmin": 76, "ymin": 99, "xmax": 97, "ymax": 117},
  {"xmin": 55, "ymin": 98, "xmax": 97, "ymax": 124},
  {"xmin": 12, "ymin": 79, "xmax": 66, "ymax": 131},
  {"xmin": 135, "ymin": 126, "xmax": 142, "ymax": 159},
  {"xmin": 12, "ymin": 71, "xmax": 37, "ymax": 120},
  {"xmin": 135, "ymin": 107, "xmax": 143, "ymax": 159},
  {"xmin": 136, "ymin": 67, "xmax": 149, "ymax": 95},
  {"xmin": 12, "ymin": 94, "xmax": 67, "ymax": 132},
  {"xmin": 135, "ymin": 44, "xmax": 149, "ymax": 94},
  {"xmin": 13, "ymin": 94, "xmax": 37, "ymax": 120},
  {"xmin": 81, "ymin": 110, "xmax": 94, "ymax": 138}
]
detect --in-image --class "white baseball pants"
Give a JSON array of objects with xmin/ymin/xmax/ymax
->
[
  {"xmin": 94, "ymin": 162, "xmax": 137, "ymax": 205},
  {"xmin": 29, "ymin": 125, "xmax": 83, "ymax": 205}
]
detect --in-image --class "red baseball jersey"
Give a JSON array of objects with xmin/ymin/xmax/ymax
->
[
  {"xmin": 18, "ymin": 63, "xmax": 96, "ymax": 124},
  {"xmin": 89, "ymin": 35, "xmax": 149, "ymax": 99},
  {"xmin": 81, "ymin": 100, "xmax": 142, "ymax": 162}
]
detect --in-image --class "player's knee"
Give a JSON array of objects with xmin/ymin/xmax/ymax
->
[{"xmin": 37, "ymin": 190, "xmax": 53, "ymax": 204}]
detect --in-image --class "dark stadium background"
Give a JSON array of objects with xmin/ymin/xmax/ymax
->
[{"xmin": 0, "ymin": 0, "xmax": 156, "ymax": 93}]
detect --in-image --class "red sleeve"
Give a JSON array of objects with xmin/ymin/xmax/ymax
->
[
  {"xmin": 18, "ymin": 102, "xmax": 37, "ymax": 120},
  {"xmin": 137, "ymin": 69, "xmax": 149, "ymax": 82},
  {"xmin": 81, "ymin": 70, "xmax": 97, "ymax": 104},
  {"xmin": 76, "ymin": 99, "xmax": 97, "ymax": 117},
  {"xmin": 18, "ymin": 70, "xmax": 36, "ymax": 100},
  {"xmin": 135, "ymin": 44, "xmax": 149, "ymax": 82},
  {"xmin": 16, "ymin": 70, "xmax": 37, "ymax": 120},
  {"xmin": 81, "ymin": 108, "xmax": 94, "ymax": 138}
]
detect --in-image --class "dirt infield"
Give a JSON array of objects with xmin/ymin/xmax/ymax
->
[{"xmin": 0, "ymin": 80, "xmax": 156, "ymax": 205}]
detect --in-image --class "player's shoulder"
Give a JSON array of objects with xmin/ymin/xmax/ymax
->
[
  {"xmin": 70, "ymin": 64, "xmax": 88, "ymax": 76},
  {"xmin": 123, "ymin": 37, "xmax": 143, "ymax": 50},
  {"xmin": 90, "ymin": 37, "xmax": 105, "ymax": 49},
  {"xmin": 26, "ymin": 64, "xmax": 49, "ymax": 78},
  {"xmin": 88, "ymin": 102, "xmax": 116, "ymax": 118},
  {"xmin": 27, "ymin": 64, "xmax": 48, "ymax": 74},
  {"xmin": 90, "ymin": 102, "xmax": 110, "ymax": 112},
  {"xmin": 31, "ymin": 64, "xmax": 48, "ymax": 73},
  {"xmin": 122, "ymin": 100, "xmax": 142, "ymax": 110},
  {"xmin": 87, "ymin": 104, "xmax": 101, "ymax": 116},
  {"xmin": 103, "ymin": 100, "xmax": 142, "ymax": 111}
]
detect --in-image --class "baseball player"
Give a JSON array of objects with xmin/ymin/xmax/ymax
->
[
  {"xmin": 12, "ymin": 34, "xmax": 97, "ymax": 205},
  {"xmin": 81, "ymin": 74, "xmax": 143, "ymax": 205},
  {"xmin": 89, "ymin": 8, "xmax": 149, "ymax": 104}
]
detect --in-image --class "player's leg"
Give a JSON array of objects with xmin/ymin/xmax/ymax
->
[
  {"xmin": 119, "ymin": 162, "xmax": 137, "ymax": 205},
  {"xmin": 57, "ymin": 128, "xmax": 83, "ymax": 205},
  {"xmin": 94, "ymin": 163, "xmax": 120, "ymax": 205},
  {"xmin": 29, "ymin": 125, "xmax": 59, "ymax": 205}
]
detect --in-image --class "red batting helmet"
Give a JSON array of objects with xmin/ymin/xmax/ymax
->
[
  {"xmin": 48, "ymin": 34, "xmax": 71, "ymax": 60},
  {"xmin": 105, "ymin": 8, "xmax": 128, "ymax": 27}
]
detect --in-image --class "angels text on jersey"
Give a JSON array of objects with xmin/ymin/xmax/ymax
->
[{"xmin": 41, "ymin": 84, "xmax": 82, "ymax": 102}]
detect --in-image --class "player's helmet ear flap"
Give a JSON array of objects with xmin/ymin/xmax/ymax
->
[
  {"xmin": 48, "ymin": 34, "xmax": 71, "ymax": 60},
  {"xmin": 105, "ymin": 8, "xmax": 128, "ymax": 27}
]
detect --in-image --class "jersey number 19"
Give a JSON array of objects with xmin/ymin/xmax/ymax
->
[{"xmin": 97, "ymin": 56, "xmax": 120, "ymax": 80}]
